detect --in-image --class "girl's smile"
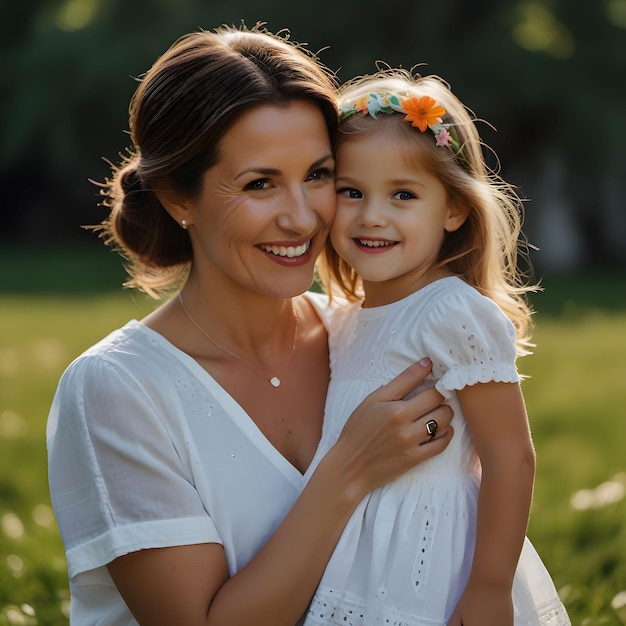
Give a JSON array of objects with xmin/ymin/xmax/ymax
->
[{"xmin": 352, "ymin": 237, "xmax": 399, "ymax": 251}]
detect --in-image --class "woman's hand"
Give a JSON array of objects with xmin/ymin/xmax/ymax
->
[
  {"xmin": 329, "ymin": 357, "xmax": 453, "ymax": 500},
  {"xmin": 108, "ymin": 358, "xmax": 452, "ymax": 626}
]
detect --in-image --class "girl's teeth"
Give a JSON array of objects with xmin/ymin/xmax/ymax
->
[{"xmin": 359, "ymin": 239, "xmax": 393, "ymax": 247}]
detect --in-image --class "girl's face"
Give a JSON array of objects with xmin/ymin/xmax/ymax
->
[
  {"xmin": 331, "ymin": 130, "xmax": 466, "ymax": 307},
  {"xmin": 182, "ymin": 100, "xmax": 336, "ymax": 299}
]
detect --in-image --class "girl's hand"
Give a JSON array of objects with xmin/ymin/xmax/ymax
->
[
  {"xmin": 329, "ymin": 358, "xmax": 453, "ymax": 499},
  {"xmin": 447, "ymin": 582, "xmax": 514, "ymax": 626}
]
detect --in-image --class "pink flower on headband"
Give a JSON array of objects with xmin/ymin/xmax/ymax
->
[{"xmin": 435, "ymin": 127, "xmax": 452, "ymax": 147}]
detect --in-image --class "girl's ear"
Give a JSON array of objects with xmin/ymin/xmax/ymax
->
[
  {"xmin": 155, "ymin": 189, "xmax": 194, "ymax": 229},
  {"xmin": 444, "ymin": 199, "xmax": 469, "ymax": 233}
]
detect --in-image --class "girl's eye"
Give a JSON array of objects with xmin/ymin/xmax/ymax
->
[
  {"xmin": 337, "ymin": 187, "xmax": 362, "ymax": 199},
  {"xmin": 307, "ymin": 167, "xmax": 334, "ymax": 182},
  {"xmin": 243, "ymin": 178, "xmax": 271, "ymax": 191},
  {"xmin": 393, "ymin": 190, "xmax": 417, "ymax": 201}
]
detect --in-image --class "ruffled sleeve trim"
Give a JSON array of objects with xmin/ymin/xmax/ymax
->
[{"xmin": 435, "ymin": 363, "xmax": 520, "ymax": 399}]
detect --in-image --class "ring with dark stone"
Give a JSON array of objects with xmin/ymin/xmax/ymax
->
[{"xmin": 425, "ymin": 419, "xmax": 438, "ymax": 441}]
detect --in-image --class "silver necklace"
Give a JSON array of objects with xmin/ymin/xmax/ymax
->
[{"xmin": 178, "ymin": 292, "xmax": 298, "ymax": 388}]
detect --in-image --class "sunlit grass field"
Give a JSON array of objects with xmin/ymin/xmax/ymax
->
[{"xmin": 1, "ymin": 245, "xmax": 625, "ymax": 625}]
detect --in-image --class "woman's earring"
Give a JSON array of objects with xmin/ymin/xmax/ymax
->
[{"xmin": 181, "ymin": 219, "xmax": 188, "ymax": 230}]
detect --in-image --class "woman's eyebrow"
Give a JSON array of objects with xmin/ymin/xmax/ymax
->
[{"xmin": 234, "ymin": 154, "xmax": 334, "ymax": 181}]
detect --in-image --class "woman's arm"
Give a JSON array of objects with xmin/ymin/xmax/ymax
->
[
  {"xmin": 448, "ymin": 381, "xmax": 536, "ymax": 626},
  {"xmin": 108, "ymin": 359, "xmax": 453, "ymax": 626}
]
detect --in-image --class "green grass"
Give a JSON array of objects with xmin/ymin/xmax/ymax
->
[
  {"xmin": 0, "ymin": 292, "xmax": 157, "ymax": 626},
  {"xmin": 1, "ymin": 245, "xmax": 625, "ymax": 624},
  {"xmin": 523, "ymin": 313, "xmax": 626, "ymax": 623}
]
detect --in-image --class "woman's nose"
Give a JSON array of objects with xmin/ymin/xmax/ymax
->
[{"xmin": 276, "ymin": 186, "xmax": 319, "ymax": 233}]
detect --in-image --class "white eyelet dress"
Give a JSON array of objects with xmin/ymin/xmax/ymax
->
[{"xmin": 304, "ymin": 277, "xmax": 570, "ymax": 626}]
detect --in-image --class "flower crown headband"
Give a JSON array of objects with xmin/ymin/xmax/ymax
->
[{"xmin": 339, "ymin": 92, "xmax": 463, "ymax": 156}]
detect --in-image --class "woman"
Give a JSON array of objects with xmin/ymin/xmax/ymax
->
[{"xmin": 46, "ymin": 24, "xmax": 453, "ymax": 625}]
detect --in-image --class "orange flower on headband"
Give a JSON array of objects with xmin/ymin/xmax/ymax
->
[
  {"xmin": 401, "ymin": 95, "xmax": 446, "ymax": 132},
  {"xmin": 353, "ymin": 96, "xmax": 371, "ymax": 114}
]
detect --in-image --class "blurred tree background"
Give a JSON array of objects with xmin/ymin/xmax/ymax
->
[{"xmin": 2, "ymin": 0, "xmax": 626, "ymax": 279}]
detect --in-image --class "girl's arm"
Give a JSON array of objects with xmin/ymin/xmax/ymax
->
[
  {"xmin": 107, "ymin": 360, "xmax": 453, "ymax": 626},
  {"xmin": 448, "ymin": 381, "xmax": 536, "ymax": 626}
]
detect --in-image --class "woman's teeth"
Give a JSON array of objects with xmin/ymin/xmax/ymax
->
[{"xmin": 260, "ymin": 241, "xmax": 310, "ymax": 257}]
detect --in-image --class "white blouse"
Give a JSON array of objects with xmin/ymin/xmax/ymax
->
[{"xmin": 47, "ymin": 291, "xmax": 331, "ymax": 625}]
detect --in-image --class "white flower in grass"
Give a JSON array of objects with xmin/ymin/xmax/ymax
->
[
  {"xmin": 571, "ymin": 475, "xmax": 625, "ymax": 510},
  {"xmin": 1, "ymin": 513, "xmax": 24, "ymax": 539},
  {"xmin": 612, "ymin": 590, "xmax": 626, "ymax": 625}
]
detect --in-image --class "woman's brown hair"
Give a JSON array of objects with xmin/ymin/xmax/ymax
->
[{"xmin": 94, "ymin": 24, "xmax": 339, "ymax": 297}]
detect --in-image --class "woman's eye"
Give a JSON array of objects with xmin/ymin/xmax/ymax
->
[
  {"xmin": 244, "ymin": 178, "xmax": 271, "ymax": 191},
  {"xmin": 307, "ymin": 167, "xmax": 334, "ymax": 182},
  {"xmin": 393, "ymin": 190, "xmax": 417, "ymax": 201},
  {"xmin": 338, "ymin": 187, "xmax": 362, "ymax": 199}
]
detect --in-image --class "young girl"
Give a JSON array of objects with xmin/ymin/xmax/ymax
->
[{"xmin": 306, "ymin": 71, "xmax": 571, "ymax": 625}]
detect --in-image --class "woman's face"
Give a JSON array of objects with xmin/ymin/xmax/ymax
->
[{"xmin": 185, "ymin": 100, "xmax": 336, "ymax": 299}]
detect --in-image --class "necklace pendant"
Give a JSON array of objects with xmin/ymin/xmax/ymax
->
[{"xmin": 270, "ymin": 376, "xmax": 281, "ymax": 388}]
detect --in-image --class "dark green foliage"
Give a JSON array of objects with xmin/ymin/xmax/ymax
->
[{"xmin": 2, "ymin": 0, "xmax": 626, "ymax": 271}]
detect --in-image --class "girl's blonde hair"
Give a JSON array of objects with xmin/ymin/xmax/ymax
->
[{"xmin": 317, "ymin": 69, "xmax": 537, "ymax": 354}]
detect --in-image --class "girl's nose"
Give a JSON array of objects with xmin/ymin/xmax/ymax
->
[{"xmin": 357, "ymin": 201, "xmax": 387, "ymax": 228}]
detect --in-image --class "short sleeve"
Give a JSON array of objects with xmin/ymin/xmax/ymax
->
[
  {"xmin": 421, "ymin": 289, "xmax": 520, "ymax": 398},
  {"xmin": 47, "ymin": 353, "xmax": 221, "ymax": 579}
]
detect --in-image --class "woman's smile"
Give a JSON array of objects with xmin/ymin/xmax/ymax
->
[{"xmin": 258, "ymin": 238, "xmax": 313, "ymax": 264}]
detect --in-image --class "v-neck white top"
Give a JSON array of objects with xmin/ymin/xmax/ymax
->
[{"xmin": 46, "ymin": 291, "xmax": 333, "ymax": 625}]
